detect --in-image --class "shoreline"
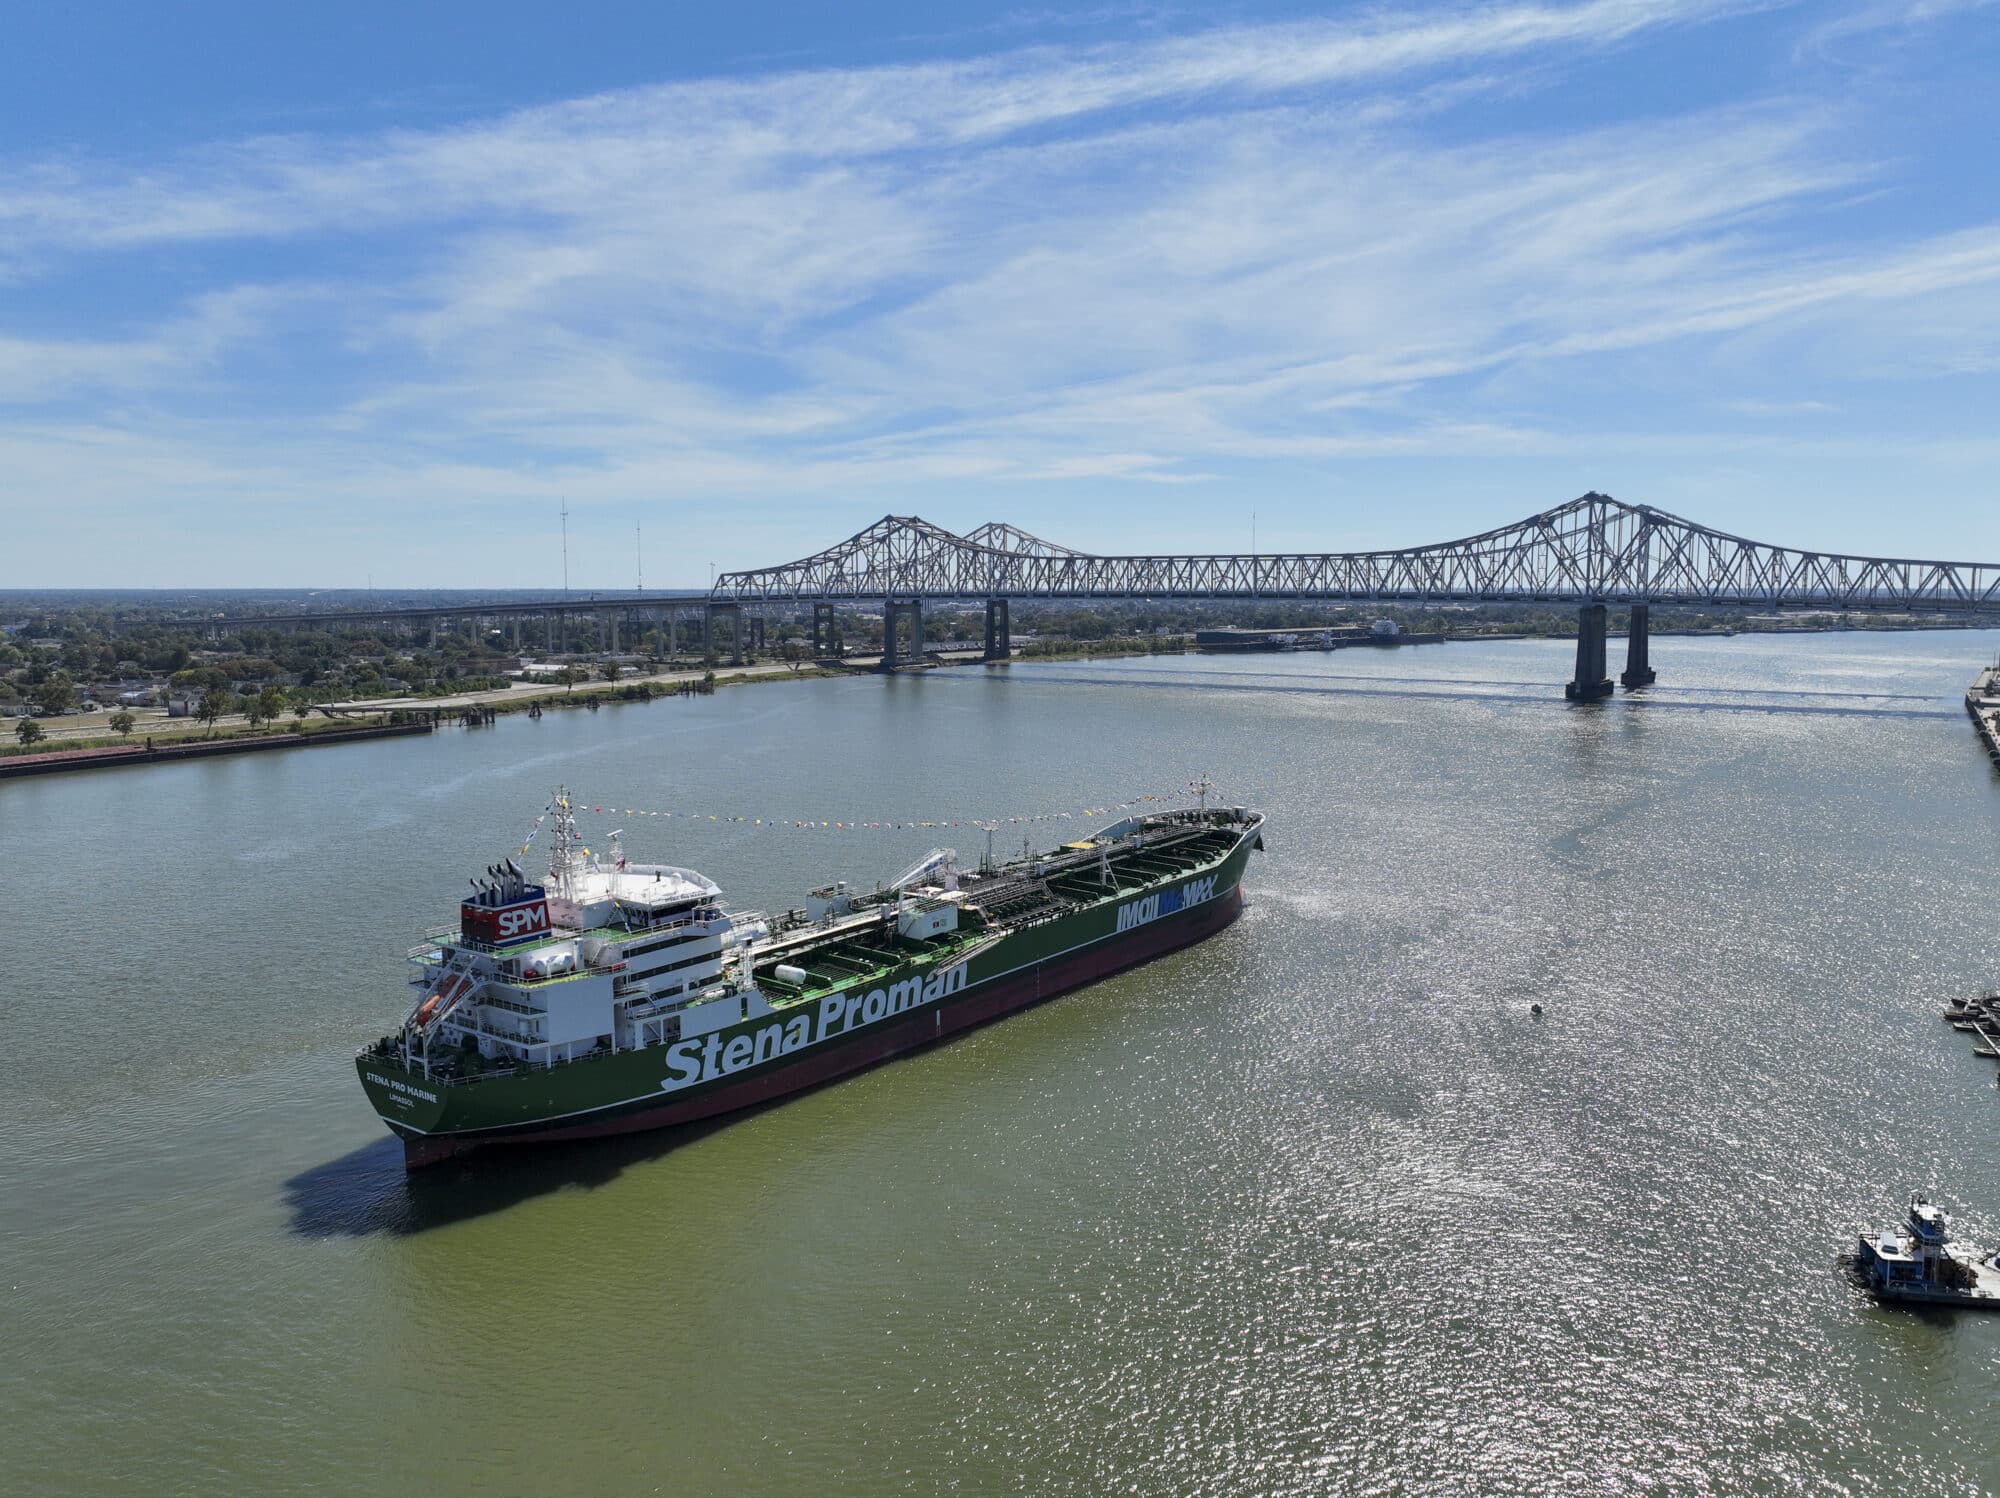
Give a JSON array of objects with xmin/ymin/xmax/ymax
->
[
  {"xmin": 12, "ymin": 626, "xmax": 1999, "ymax": 781},
  {"xmin": 0, "ymin": 720, "xmax": 434, "ymax": 779}
]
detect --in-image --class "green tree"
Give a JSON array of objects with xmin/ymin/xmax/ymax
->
[
  {"xmin": 108, "ymin": 709, "xmax": 137, "ymax": 736},
  {"xmin": 197, "ymin": 684, "xmax": 232, "ymax": 729},
  {"xmin": 15, "ymin": 717, "xmax": 45, "ymax": 747},
  {"xmin": 33, "ymin": 674, "xmax": 76, "ymax": 716},
  {"xmin": 600, "ymin": 660, "xmax": 621, "ymax": 682},
  {"xmin": 257, "ymin": 685, "xmax": 286, "ymax": 725}
]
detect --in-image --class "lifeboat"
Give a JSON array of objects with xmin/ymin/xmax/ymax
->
[{"xmin": 414, "ymin": 971, "xmax": 473, "ymax": 1027}]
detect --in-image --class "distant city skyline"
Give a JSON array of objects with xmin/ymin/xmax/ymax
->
[{"xmin": 3, "ymin": 0, "xmax": 1998, "ymax": 587}]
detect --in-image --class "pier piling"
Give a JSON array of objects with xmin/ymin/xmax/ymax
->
[
  {"xmin": 1568, "ymin": 600, "xmax": 1616, "ymax": 700},
  {"xmin": 1621, "ymin": 603, "xmax": 1656, "ymax": 689},
  {"xmin": 1566, "ymin": 602, "xmax": 1614, "ymax": 701},
  {"xmin": 984, "ymin": 598, "xmax": 1011, "ymax": 661}
]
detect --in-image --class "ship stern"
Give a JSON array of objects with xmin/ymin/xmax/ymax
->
[{"xmin": 354, "ymin": 1050, "xmax": 457, "ymax": 1166}]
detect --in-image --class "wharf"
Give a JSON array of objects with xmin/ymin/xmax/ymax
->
[
  {"xmin": 1195, "ymin": 628, "xmax": 1444, "ymax": 653},
  {"xmin": 1967, "ymin": 665, "xmax": 2000, "ymax": 766},
  {"xmin": 1942, "ymin": 991, "xmax": 2000, "ymax": 1072}
]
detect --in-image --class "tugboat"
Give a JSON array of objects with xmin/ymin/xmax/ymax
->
[{"xmin": 1854, "ymin": 1200, "xmax": 2000, "ymax": 1310}]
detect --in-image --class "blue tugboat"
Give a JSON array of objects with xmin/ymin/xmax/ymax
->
[{"xmin": 1855, "ymin": 1200, "xmax": 2000, "ymax": 1310}]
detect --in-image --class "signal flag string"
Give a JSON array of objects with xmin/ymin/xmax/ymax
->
[{"xmin": 563, "ymin": 784, "xmax": 1210, "ymax": 834}]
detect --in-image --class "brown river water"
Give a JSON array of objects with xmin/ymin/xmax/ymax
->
[{"xmin": 4, "ymin": 632, "xmax": 1999, "ymax": 1495}]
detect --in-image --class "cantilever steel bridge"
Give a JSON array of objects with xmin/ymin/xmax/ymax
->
[
  {"xmin": 712, "ymin": 493, "xmax": 2000, "ymax": 613},
  {"xmin": 712, "ymin": 492, "xmax": 2000, "ymax": 698},
  {"xmin": 186, "ymin": 493, "xmax": 2000, "ymax": 701}
]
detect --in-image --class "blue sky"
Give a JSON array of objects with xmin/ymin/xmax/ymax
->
[{"xmin": 3, "ymin": 0, "xmax": 1998, "ymax": 588}]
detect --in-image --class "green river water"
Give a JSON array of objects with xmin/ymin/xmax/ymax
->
[{"xmin": 5, "ymin": 633, "xmax": 1999, "ymax": 1495}]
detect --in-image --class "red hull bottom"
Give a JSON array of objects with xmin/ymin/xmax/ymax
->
[{"xmin": 402, "ymin": 885, "xmax": 1245, "ymax": 1168}]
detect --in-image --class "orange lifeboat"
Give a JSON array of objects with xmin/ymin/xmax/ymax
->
[{"xmin": 414, "ymin": 972, "xmax": 472, "ymax": 1027}]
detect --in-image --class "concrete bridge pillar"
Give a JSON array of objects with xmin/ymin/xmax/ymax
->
[
  {"xmin": 1566, "ymin": 602, "xmax": 1613, "ymax": 702},
  {"xmin": 608, "ymin": 610, "xmax": 619, "ymax": 654},
  {"xmin": 703, "ymin": 604, "xmax": 742, "ymax": 665},
  {"xmin": 984, "ymin": 598, "xmax": 1011, "ymax": 661},
  {"xmin": 881, "ymin": 602, "xmax": 900, "ymax": 668},
  {"xmin": 812, "ymin": 601, "xmax": 842, "ymax": 656},
  {"xmin": 1621, "ymin": 603, "xmax": 1656, "ymax": 689}
]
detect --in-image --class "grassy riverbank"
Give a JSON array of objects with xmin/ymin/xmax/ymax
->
[{"xmin": 0, "ymin": 711, "xmax": 404, "ymax": 759}]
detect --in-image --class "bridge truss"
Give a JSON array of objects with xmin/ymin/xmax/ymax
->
[{"xmin": 712, "ymin": 494, "xmax": 2000, "ymax": 615}]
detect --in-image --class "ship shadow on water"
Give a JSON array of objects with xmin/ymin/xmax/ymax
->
[{"xmin": 282, "ymin": 1117, "xmax": 744, "ymax": 1238}]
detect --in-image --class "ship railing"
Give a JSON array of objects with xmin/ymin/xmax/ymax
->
[
  {"xmin": 477, "ymin": 992, "xmax": 542, "ymax": 1017},
  {"xmin": 431, "ymin": 1039, "xmax": 631, "ymax": 1088}
]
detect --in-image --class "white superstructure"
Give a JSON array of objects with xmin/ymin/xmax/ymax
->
[{"xmin": 397, "ymin": 789, "xmax": 770, "ymax": 1080}]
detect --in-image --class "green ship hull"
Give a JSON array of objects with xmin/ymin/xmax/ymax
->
[{"xmin": 359, "ymin": 811, "xmax": 1262, "ymax": 1166}]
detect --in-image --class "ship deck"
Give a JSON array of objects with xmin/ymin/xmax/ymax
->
[{"xmin": 751, "ymin": 812, "xmax": 1249, "ymax": 1006}]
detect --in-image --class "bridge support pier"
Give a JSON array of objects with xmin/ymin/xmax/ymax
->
[
  {"xmin": 1621, "ymin": 603, "xmax": 1656, "ymax": 689},
  {"xmin": 984, "ymin": 598, "xmax": 1011, "ymax": 661},
  {"xmin": 703, "ymin": 604, "xmax": 743, "ymax": 666},
  {"xmin": 881, "ymin": 599, "xmax": 923, "ymax": 668},
  {"xmin": 812, "ymin": 602, "xmax": 842, "ymax": 657},
  {"xmin": 1566, "ymin": 602, "xmax": 1613, "ymax": 702}
]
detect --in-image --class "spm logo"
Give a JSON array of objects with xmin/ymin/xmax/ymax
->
[
  {"xmin": 1117, "ymin": 875, "xmax": 1217, "ymax": 933},
  {"xmin": 497, "ymin": 903, "xmax": 550, "ymax": 939},
  {"xmin": 462, "ymin": 896, "xmax": 553, "ymax": 946}
]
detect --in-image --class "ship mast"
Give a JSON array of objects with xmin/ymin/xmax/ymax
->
[{"xmin": 548, "ymin": 786, "xmax": 582, "ymax": 898}]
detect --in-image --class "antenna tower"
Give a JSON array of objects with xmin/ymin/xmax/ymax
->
[{"xmin": 548, "ymin": 786, "xmax": 581, "ymax": 896}]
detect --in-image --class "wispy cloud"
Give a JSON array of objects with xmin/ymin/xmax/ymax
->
[{"xmin": 0, "ymin": 0, "xmax": 1997, "ymax": 581}]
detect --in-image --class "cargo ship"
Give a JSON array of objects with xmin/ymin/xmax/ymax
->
[{"xmin": 357, "ymin": 788, "xmax": 1265, "ymax": 1167}]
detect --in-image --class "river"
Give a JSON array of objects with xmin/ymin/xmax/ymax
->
[{"xmin": 5, "ymin": 631, "xmax": 1999, "ymax": 1495}]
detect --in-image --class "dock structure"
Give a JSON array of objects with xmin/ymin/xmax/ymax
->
[
  {"xmin": 1967, "ymin": 665, "xmax": 2000, "ymax": 767},
  {"xmin": 1943, "ymin": 990, "xmax": 2000, "ymax": 1071}
]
